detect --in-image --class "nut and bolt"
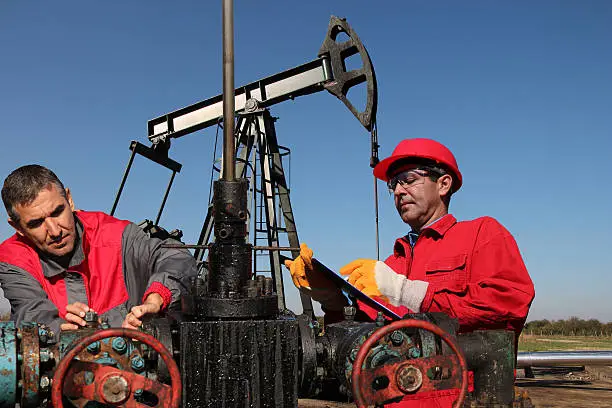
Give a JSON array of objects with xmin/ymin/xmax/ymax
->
[
  {"xmin": 389, "ymin": 330, "xmax": 404, "ymax": 346},
  {"xmin": 87, "ymin": 341, "xmax": 101, "ymax": 354},
  {"xmin": 84, "ymin": 311, "xmax": 99, "ymax": 328},
  {"xmin": 396, "ymin": 365, "xmax": 423, "ymax": 393},
  {"xmin": 245, "ymin": 98, "xmax": 259, "ymax": 112},
  {"xmin": 131, "ymin": 355, "xmax": 145, "ymax": 372},
  {"xmin": 263, "ymin": 277, "xmax": 274, "ymax": 295},
  {"xmin": 40, "ymin": 376, "xmax": 51, "ymax": 390},
  {"xmin": 315, "ymin": 367, "xmax": 326, "ymax": 377},
  {"xmin": 343, "ymin": 306, "xmax": 356, "ymax": 321},
  {"xmin": 375, "ymin": 312, "xmax": 385, "ymax": 327},
  {"xmin": 84, "ymin": 371, "xmax": 95, "ymax": 385},
  {"xmin": 315, "ymin": 342, "xmax": 324, "ymax": 355},
  {"xmin": 245, "ymin": 280, "xmax": 258, "ymax": 298},
  {"xmin": 101, "ymin": 375, "xmax": 130, "ymax": 404},
  {"xmin": 38, "ymin": 326, "xmax": 50, "ymax": 343},
  {"xmin": 112, "ymin": 337, "xmax": 128, "ymax": 354},
  {"xmin": 256, "ymin": 275, "xmax": 265, "ymax": 293},
  {"xmin": 39, "ymin": 348, "xmax": 54, "ymax": 363}
]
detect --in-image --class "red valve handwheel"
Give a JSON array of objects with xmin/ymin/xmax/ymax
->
[
  {"xmin": 351, "ymin": 319, "xmax": 468, "ymax": 408},
  {"xmin": 52, "ymin": 328, "xmax": 181, "ymax": 408}
]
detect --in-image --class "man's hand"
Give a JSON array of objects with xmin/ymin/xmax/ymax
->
[
  {"xmin": 340, "ymin": 259, "xmax": 429, "ymax": 312},
  {"xmin": 284, "ymin": 243, "xmax": 347, "ymax": 311},
  {"xmin": 122, "ymin": 293, "xmax": 163, "ymax": 329},
  {"xmin": 61, "ymin": 302, "xmax": 92, "ymax": 331}
]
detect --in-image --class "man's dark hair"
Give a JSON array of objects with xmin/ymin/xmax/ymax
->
[{"xmin": 1, "ymin": 165, "xmax": 67, "ymax": 222}]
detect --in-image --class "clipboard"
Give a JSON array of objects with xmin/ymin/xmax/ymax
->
[{"xmin": 280, "ymin": 255, "xmax": 401, "ymax": 321}]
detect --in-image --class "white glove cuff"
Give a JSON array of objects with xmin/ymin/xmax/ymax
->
[{"xmin": 374, "ymin": 261, "xmax": 429, "ymax": 312}]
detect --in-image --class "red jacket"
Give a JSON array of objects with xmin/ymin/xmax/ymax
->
[
  {"xmin": 0, "ymin": 211, "xmax": 131, "ymax": 318},
  {"xmin": 0, "ymin": 210, "xmax": 196, "ymax": 339},
  {"xmin": 359, "ymin": 214, "xmax": 535, "ymax": 336},
  {"xmin": 357, "ymin": 214, "xmax": 535, "ymax": 407}
]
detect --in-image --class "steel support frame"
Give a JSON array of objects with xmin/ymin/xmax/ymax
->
[
  {"xmin": 119, "ymin": 16, "xmax": 377, "ymax": 318},
  {"xmin": 193, "ymin": 109, "xmax": 314, "ymax": 317}
]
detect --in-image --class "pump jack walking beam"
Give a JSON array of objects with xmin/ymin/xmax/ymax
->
[{"xmin": 146, "ymin": 16, "xmax": 377, "ymax": 146}]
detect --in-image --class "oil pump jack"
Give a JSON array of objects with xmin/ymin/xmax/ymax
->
[
  {"xmin": 103, "ymin": 3, "xmax": 518, "ymax": 406},
  {"xmin": 0, "ymin": 3, "xmax": 537, "ymax": 408}
]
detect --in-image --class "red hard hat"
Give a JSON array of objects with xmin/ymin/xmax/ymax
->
[{"xmin": 373, "ymin": 138, "xmax": 463, "ymax": 191}]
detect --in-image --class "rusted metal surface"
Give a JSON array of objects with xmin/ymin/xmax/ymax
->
[
  {"xmin": 100, "ymin": 373, "xmax": 130, "ymax": 404},
  {"xmin": 351, "ymin": 319, "xmax": 469, "ymax": 408},
  {"xmin": 457, "ymin": 331, "xmax": 516, "ymax": 406},
  {"xmin": 357, "ymin": 355, "xmax": 462, "ymax": 399},
  {"xmin": 51, "ymin": 328, "xmax": 181, "ymax": 408},
  {"xmin": 19, "ymin": 322, "xmax": 40, "ymax": 407},
  {"xmin": 0, "ymin": 322, "xmax": 17, "ymax": 407},
  {"xmin": 396, "ymin": 364, "xmax": 424, "ymax": 393},
  {"xmin": 63, "ymin": 361, "xmax": 173, "ymax": 406}
]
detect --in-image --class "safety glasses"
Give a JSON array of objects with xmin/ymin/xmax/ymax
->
[{"xmin": 386, "ymin": 169, "xmax": 430, "ymax": 193}]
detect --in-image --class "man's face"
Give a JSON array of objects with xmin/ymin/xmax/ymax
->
[
  {"xmin": 389, "ymin": 165, "xmax": 451, "ymax": 229},
  {"xmin": 8, "ymin": 184, "xmax": 76, "ymax": 257}
]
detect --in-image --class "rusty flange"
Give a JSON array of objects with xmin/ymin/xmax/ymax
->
[{"xmin": 19, "ymin": 322, "xmax": 40, "ymax": 407}]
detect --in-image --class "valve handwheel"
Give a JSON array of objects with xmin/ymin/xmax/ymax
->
[
  {"xmin": 52, "ymin": 328, "xmax": 181, "ymax": 408},
  {"xmin": 351, "ymin": 319, "xmax": 468, "ymax": 408}
]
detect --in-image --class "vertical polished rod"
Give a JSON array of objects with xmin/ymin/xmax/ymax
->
[{"xmin": 221, "ymin": 0, "xmax": 235, "ymax": 180}]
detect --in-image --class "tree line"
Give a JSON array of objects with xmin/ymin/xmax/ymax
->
[{"xmin": 524, "ymin": 317, "xmax": 612, "ymax": 336}]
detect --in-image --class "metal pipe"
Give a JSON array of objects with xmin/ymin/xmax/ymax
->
[
  {"xmin": 162, "ymin": 244, "xmax": 300, "ymax": 251},
  {"xmin": 517, "ymin": 351, "xmax": 612, "ymax": 367},
  {"xmin": 110, "ymin": 145, "xmax": 137, "ymax": 216},
  {"xmin": 373, "ymin": 176, "xmax": 379, "ymax": 260},
  {"xmin": 155, "ymin": 171, "xmax": 176, "ymax": 225},
  {"xmin": 221, "ymin": 0, "xmax": 235, "ymax": 180}
]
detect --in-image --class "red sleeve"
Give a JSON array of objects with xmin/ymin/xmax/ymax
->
[
  {"xmin": 143, "ymin": 282, "xmax": 173, "ymax": 311},
  {"xmin": 422, "ymin": 218, "xmax": 535, "ymax": 335}
]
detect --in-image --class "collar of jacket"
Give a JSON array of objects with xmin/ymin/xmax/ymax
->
[{"xmin": 393, "ymin": 214, "xmax": 457, "ymax": 256}]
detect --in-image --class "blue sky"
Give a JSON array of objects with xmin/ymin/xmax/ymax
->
[{"xmin": 1, "ymin": 1, "xmax": 611, "ymax": 322}]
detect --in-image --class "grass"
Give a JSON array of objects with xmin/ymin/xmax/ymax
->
[{"xmin": 518, "ymin": 334, "xmax": 612, "ymax": 352}]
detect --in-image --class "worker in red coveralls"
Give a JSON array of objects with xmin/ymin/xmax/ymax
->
[
  {"xmin": 285, "ymin": 138, "xmax": 535, "ymax": 407},
  {"xmin": 0, "ymin": 165, "xmax": 196, "ymax": 340}
]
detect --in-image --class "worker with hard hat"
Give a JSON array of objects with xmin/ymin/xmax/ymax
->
[{"xmin": 285, "ymin": 137, "xmax": 535, "ymax": 405}]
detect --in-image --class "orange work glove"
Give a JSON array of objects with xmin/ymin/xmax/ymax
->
[
  {"xmin": 284, "ymin": 243, "xmax": 347, "ymax": 311},
  {"xmin": 340, "ymin": 259, "xmax": 429, "ymax": 312}
]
